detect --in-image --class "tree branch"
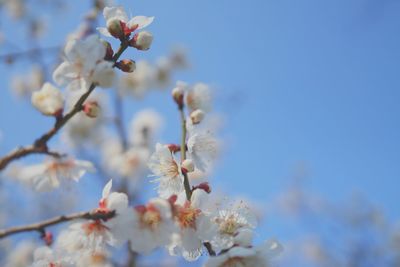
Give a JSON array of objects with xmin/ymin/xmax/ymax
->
[
  {"xmin": 0, "ymin": 210, "xmax": 116, "ymax": 239},
  {"xmin": 178, "ymin": 106, "xmax": 192, "ymax": 201},
  {"xmin": 0, "ymin": 40, "xmax": 130, "ymax": 171}
]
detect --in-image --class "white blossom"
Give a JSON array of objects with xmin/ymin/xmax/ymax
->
[
  {"xmin": 98, "ymin": 6, "xmax": 154, "ymax": 38},
  {"xmin": 53, "ymin": 34, "xmax": 115, "ymax": 90},
  {"xmin": 15, "ymin": 158, "xmax": 95, "ymax": 192},
  {"xmin": 185, "ymin": 83, "xmax": 212, "ymax": 112},
  {"xmin": 148, "ymin": 143, "xmax": 184, "ymax": 198},
  {"xmin": 187, "ymin": 130, "xmax": 218, "ymax": 173},
  {"xmin": 129, "ymin": 109, "xmax": 163, "ymax": 146},
  {"xmin": 31, "ymin": 83, "xmax": 64, "ymax": 116},
  {"xmin": 127, "ymin": 198, "xmax": 176, "ymax": 254}
]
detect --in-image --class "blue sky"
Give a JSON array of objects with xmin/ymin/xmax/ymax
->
[{"xmin": 1, "ymin": 0, "xmax": 400, "ymax": 264}]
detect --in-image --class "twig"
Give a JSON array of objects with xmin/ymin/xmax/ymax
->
[
  {"xmin": 178, "ymin": 106, "xmax": 192, "ymax": 201},
  {"xmin": 114, "ymin": 92, "xmax": 129, "ymax": 150},
  {"xmin": 0, "ymin": 41, "xmax": 130, "ymax": 171},
  {"xmin": 0, "ymin": 210, "xmax": 115, "ymax": 239}
]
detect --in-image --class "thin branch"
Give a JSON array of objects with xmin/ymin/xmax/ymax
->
[
  {"xmin": 0, "ymin": 41, "xmax": 130, "ymax": 171},
  {"xmin": 114, "ymin": 92, "xmax": 129, "ymax": 150},
  {"xmin": 0, "ymin": 46, "xmax": 61, "ymax": 62},
  {"xmin": 178, "ymin": 106, "xmax": 192, "ymax": 201},
  {"xmin": 0, "ymin": 210, "xmax": 115, "ymax": 239}
]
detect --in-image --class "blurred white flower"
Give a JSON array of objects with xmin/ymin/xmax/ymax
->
[
  {"xmin": 31, "ymin": 82, "xmax": 64, "ymax": 116},
  {"xmin": 129, "ymin": 109, "xmax": 163, "ymax": 146}
]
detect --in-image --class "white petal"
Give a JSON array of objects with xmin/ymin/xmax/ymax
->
[
  {"xmin": 52, "ymin": 62, "xmax": 76, "ymax": 86},
  {"xmin": 97, "ymin": 27, "xmax": 112, "ymax": 37},
  {"xmin": 103, "ymin": 6, "xmax": 128, "ymax": 22},
  {"xmin": 128, "ymin": 16, "xmax": 154, "ymax": 30},
  {"xmin": 102, "ymin": 179, "xmax": 113, "ymax": 199}
]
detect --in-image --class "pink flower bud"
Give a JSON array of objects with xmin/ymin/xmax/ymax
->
[
  {"xmin": 181, "ymin": 159, "xmax": 194, "ymax": 174},
  {"xmin": 107, "ymin": 19, "xmax": 124, "ymax": 39},
  {"xmin": 116, "ymin": 59, "xmax": 136, "ymax": 73},
  {"xmin": 102, "ymin": 41, "xmax": 114, "ymax": 60},
  {"xmin": 42, "ymin": 231, "xmax": 53, "ymax": 246},
  {"xmin": 83, "ymin": 101, "xmax": 100, "ymax": 118},
  {"xmin": 167, "ymin": 144, "xmax": 180, "ymax": 153},
  {"xmin": 190, "ymin": 109, "xmax": 205, "ymax": 124},
  {"xmin": 130, "ymin": 31, "xmax": 153, "ymax": 50},
  {"xmin": 192, "ymin": 182, "xmax": 211, "ymax": 194}
]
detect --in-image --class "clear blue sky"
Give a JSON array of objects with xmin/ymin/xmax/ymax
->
[{"xmin": 1, "ymin": 0, "xmax": 400, "ymax": 264}]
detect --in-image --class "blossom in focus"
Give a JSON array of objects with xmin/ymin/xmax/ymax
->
[
  {"xmin": 204, "ymin": 239, "xmax": 283, "ymax": 267},
  {"xmin": 148, "ymin": 143, "xmax": 184, "ymax": 198},
  {"xmin": 169, "ymin": 189, "xmax": 217, "ymax": 261},
  {"xmin": 31, "ymin": 82, "xmax": 64, "ymax": 116},
  {"xmin": 53, "ymin": 35, "xmax": 115, "ymax": 90},
  {"xmin": 15, "ymin": 158, "xmax": 95, "ymax": 192},
  {"xmin": 210, "ymin": 201, "xmax": 258, "ymax": 250},
  {"xmin": 97, "ymin": 6, "xmax": 154, "ymax": 38}
]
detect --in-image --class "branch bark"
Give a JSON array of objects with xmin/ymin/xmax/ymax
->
[
  {"xmin": 0, "ymin": 210, "xmax": 115, "ymax": 239},
  {"xmin": 0, "ymin": 41, "xmax": 129, "ymax": 171}
]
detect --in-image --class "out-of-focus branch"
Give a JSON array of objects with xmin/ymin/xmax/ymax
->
[
  {"xmin": 0, "ymin": 46, "xmax": 61, "ymax": 63},
  {"xmin": 114, "ymin": 93, "xmax": 128, "ymax": 150},
  {"xmin": 0, "ymin": 210, "xmax": 115, "ymax": 239},
  {"xmin": 0, "ymin": 41, "xmax": 130, "ymax": 171}
]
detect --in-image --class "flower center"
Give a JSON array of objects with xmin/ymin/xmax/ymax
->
[
  {"xmin": 217, "ymin": 215, "xmax": 241, "ymax": 235},
  {"xmin": 137, "ymin": 204, "xmax": 162, "ymax": 230},
  {"xmin": 177, "ymin": 204, "xmax": 201, "ymax": 229}
]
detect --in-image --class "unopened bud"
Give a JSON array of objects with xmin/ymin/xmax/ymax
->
[
  {"xmin": 83, "ymin": 101, "xmax": 100, "ymax": 118},
  {"xmin": 42, "ymin": 231, "xmax": 53, "ymax": 246},
  {"xmin": 190, "ymin": 109, "xmax": 205, "ymax": 124},
  {"xmin": 116, "ymin": 59, "xmax": 136, "ymax": 73},
  {"xmin": 172, "ymin": 86, "xmax": 184, "ymax": 107},
  {"xmin": 102, "ymin": 41, "xmax": 114, "ymax": 60},
  {"xmin": 167, "ymin": 144, "xmax": 180, "ymax": 153},
  {"xmin": 130, "ymin": 31, "xmax": 153, "ymax": 50},
  {"xmin": 107, "ymin": 19, "xmax": 124, "ymax": 39},
  {"xmin": 181, "ymin": 159, "xmax": 194, "ymax": 174}
]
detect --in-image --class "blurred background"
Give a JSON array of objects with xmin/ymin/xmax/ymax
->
[{"xmin": 0, "ymin": 0, "xmax": 400, "ymax": 266}]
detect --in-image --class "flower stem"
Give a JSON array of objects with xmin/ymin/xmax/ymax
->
[{"xmin": 179, "ymin": 106, "xmax": 192, "ymax": 201}]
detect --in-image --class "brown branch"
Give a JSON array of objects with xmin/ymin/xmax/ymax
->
[
  {"xmin": 178, "ymin": 105, "xmax": 192, "ymax": 201},
  {"xmin": 0, "ymin": 210, "xmax": 116, "ymax": 239},
  {"xmin": 204, "ymin": 242, "xmax": 216, "ymax": 256},
  {"xmin": 0, "ymin": 40, "xmax": 130, "ymax": 171}
]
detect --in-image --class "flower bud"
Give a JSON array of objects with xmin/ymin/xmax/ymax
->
[
  {"xmin": 102, "ymin": 41, "xmax": 114, "ymax": 60},
  {"xmin": 181, "ymin": 159, "xmax": 194, "ymax": 173},
  {"xmin": 192, "ymin": 182, "xmax": 211, "ymax": 194},
  {"xmin": 83, "ymin": 101, "xmax": 100, "ymax": 118},
  {"xmin": 190, "ymin": 109, "xmax": 205, "ymax": 124},
  {"xmin": 172, "ymin": 86, "xmax": 184, "ymax": 107},
  {"xmin": 130, "ymin": 31, "xmax": 153, "ymax": 50},
  {"xmin": 167, "ymin": 144, "xmax": 180, "ymax": 153},
  {"xmin": 116, "ymin": 59, "xmax": 136, "ymax": 73},
  {"xmin": 31, "ymin": 82, "xmax": 64, "ymax": 116},
  {"xmin": 107, "ymin": 19, "xmax": 124, "ymax": 39},
  {"xmin": 42, "ymin": 231, "xmax": 53, "ymax": 246}
]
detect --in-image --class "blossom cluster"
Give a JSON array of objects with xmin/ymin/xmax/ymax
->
[{"xmin": 0, "ymin": 4, "xmax": 281, "ymax": 267}]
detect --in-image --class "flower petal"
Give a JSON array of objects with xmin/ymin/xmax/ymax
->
[{"xmin": 128, "ymin": 16, "xmax": 154, "ymax": 30}]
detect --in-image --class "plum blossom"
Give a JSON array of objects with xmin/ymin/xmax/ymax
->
[
  {"xmin": 148, "ymin": 143, "xmax": 184, "ymax": 198},
  {"xmin": 53, "ymin": 34, "xmax": 115, "ymax": 91},
  {"xmin": 185, "ymin": 83, "xmax": 212, "ymax": 113},
  {"xmin": 204, "ymin": 239, "xmax": 283, "ymax": 267},
  {"xmin": 129, "ymin": 109, "xmax": 163, "ymax": 146},
  {"xmin": 210, "ymin": 201, "xmax": 258, "ymax": 250},
  {"xmin": 31, "ymin": 246, "xmax": 72, "ymax": 267},
  {"xmin": 187, "ymin": 130, "xmax": 219, "ymax": 173},
  {"xmin": 31, "ymin": 82, "xmax": 64, "ymax": 116},
  {"xmin": 169, "ymin": 189, "xmax": 217, "ymax": 261},
  {"xmin": 126, "ymin": 198, "xmax": 176, "ymax": 254},
  {"xmin": 97, "ymin": 6, "xmax": 154, "ymax": 38},
  {"xmin": 15, "ymin": 158, "xmax": 95, "ymax": 192}
]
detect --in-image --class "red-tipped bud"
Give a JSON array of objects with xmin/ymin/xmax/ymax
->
[
  {"xmin": 42, "ymin": 231, "xmax": 53, "ymax": 246},
  {"xmin": 193, "ymin": 182, "xmax": 211, "ymax": 194},
  {"xmin": 116, "ymin": 59, "xmax": 136, "ymax": 73},
  {"xmin": 83, "ymin": 101, "xmax": 100, "ymax": 118},
  {"xmin": 190, "ymin": 109, "xmax": 205, "ymax": 124},
  {"xmin": 167, "ymin": 144, "xmax": 181, "ymax": 153},
  {"xmin": 107, "ymin": 19, "xmax": 124, "ymax": 39},
  {"xmin": 130, "ymin": 31, "xmax": 153, "ymax": 50},
  {"xmin": 181, "ymin": 159, "xmax": 194, "ymax": 174}
]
